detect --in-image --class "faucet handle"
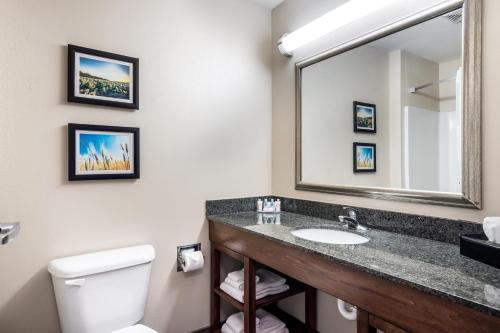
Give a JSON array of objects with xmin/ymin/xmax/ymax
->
[{"xmin": 342, "ymin": 207, "xmax": 357, "ymax": 219}]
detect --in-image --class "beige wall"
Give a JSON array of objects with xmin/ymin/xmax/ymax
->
[
  {"xmin": 272, "ymin": 0, "xmax": 500, "ymax": 331},
  {"xmin": 0, "ymin": 0, "xmax": 271, "ymax": 332},
  {"xmin": 301, "ymin": 45, "xmax": 390, "ymax": 187}
]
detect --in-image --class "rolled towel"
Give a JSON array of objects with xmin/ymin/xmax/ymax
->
[
  {"xmin": 483, "ymin": 217, "xmax": 500, "ymax": 244},
  {"xmin": 227, "ymin": 269, "xmax": 261, "ymax": 285},
  {"xmin": 226, "ymin": 311, "xmax": 260, "ymax": 333},
  {"xmin": 220, "ymin": 281, "xmax": 289, "ymax": 303}
]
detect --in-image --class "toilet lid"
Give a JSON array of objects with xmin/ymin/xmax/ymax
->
[{"xmin": 111, "ymin": 324, "xmax": 158, "ymax": 333}]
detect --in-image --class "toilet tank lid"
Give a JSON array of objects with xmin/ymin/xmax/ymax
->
[{"xmin": 48, "ymin": 244, "xmax": 155, "ymax": 278}]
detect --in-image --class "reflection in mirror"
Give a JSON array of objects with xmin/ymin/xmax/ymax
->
[{"xmin": 300, "ymin": 7, "xmax": 463, "ymax": 194}]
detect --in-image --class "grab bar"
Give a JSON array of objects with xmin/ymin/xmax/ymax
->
[{"xmin": 0, "ymin": 222, "xmax": 20, "ymax": 245}]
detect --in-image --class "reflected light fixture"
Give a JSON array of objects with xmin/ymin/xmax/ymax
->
[{"xmin": 277, "ymin": 0, "xmax": 398, "ymax": 57}]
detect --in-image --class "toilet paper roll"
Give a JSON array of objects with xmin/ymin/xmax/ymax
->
[{"xmin": 181, "ymin": 250, "xmax": 204, "ymax": 272}]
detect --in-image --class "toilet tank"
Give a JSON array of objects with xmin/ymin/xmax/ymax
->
[{"xmin": 48, "ymin": 245, "xmax": 155, "ymax": 333}]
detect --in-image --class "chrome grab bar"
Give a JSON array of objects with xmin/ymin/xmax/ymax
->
[{"xmin": 0, "ymin": 222, "xmax": 20, "ymax": 245}]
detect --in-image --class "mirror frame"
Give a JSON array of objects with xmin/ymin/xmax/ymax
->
[{"xmin": 295, "ymin": 0, "xmax": 482, "ymax": 209}]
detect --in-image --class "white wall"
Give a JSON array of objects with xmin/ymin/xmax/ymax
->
[
  {"xmin": 400, "ymin": 51, "xmax": 440, "ymax": 192},
  {"xmin": 0, "ymin": 0, "xmax": 272, "ymax": 332},
  {"xmin": 301, "ymin": 45, "xmax": 390, "ymax": 187},
  {"xmin": 272, "ymin": 0, "xmax": 500, "ymax": 331},
  {"xmin": 439, "ymin": 58, "xmax": 462, "ymax": 192},
  {"xmin": 404, "ymin": 106, "xmax": 440, "ymax": 191}
]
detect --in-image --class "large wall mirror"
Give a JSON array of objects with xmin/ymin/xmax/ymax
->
[{"xmin": 296, "ymin": 0, "xmax": 481, "ymax": 208}]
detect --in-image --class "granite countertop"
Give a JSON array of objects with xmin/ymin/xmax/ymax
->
[{"xmin": 208, "ymin": 211, "xmax": 500, "ymax": 318}]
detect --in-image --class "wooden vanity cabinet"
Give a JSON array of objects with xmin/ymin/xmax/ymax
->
[
  {"xmin": 209, "ymin": 220, "xmax": 500, "ymax": 333},
  {"xmin": 210, "ymin": 243, "xmax": 318, "ymax": 333}
]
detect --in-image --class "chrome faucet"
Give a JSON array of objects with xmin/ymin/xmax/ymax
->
[{"xmin": 338, "ymin": 207, "xmax": 367, "ymax": 231}]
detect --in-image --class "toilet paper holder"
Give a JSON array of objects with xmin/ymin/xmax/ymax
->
[{"xmin": 177, "ymin": 243, "xmax": 202, "ymax": 272}]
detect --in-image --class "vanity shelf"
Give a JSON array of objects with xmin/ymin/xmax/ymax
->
[{"xmin": 210, "ymin": 243, "xmax": 317, "ymax": 333}]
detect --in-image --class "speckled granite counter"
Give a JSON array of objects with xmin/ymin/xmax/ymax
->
[{"xmin": 207, "ymin": 211, "xmax": 500, "ymax": 318}]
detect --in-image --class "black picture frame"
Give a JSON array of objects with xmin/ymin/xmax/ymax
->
[
  {"xmin": 353, "ymin": 142, "xmax": 376, "ymax": 173},
  {"xmin": 68, "ymin": 123, "xmax": 140, "ymax": 181},
  {"xmin": 353, "ymin": 101, "xmax": 376, "ymax": 133},
  {"xmin": 68, "ymin": 44, "xmax": 139, "ymax": 109}
]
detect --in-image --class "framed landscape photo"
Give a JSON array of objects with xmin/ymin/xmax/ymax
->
[
  {"xmin": 353, "ymin": 101, "xmax": 376, "ymax": 133},
  {"xmin": 353, "ymin": 142, "xmax": 376, "ymax": 173},
  {"xmin": 68, "ymin": 123, "xmax": 140, "ymax": 181},
  {"xmin": 68, "ymin": 45, "xmax": 139, "ymax": 109}
]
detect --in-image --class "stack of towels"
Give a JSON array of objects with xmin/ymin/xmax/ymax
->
[
  {"xmin": 220, "ymin": 268, "xmax": 289, "ymax": 303},
  {"xmin": 221, "ymin": 309, "xmax": 289, "ymax": 333}
]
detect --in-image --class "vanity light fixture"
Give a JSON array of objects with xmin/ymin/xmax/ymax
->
[{"xmin": 277, "ymin": 0, "xmax": 398, "ymax": 57}]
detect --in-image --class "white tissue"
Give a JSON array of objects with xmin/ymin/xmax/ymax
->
[
  {"xmin": 181, "ymin": 250, "xmax": 204, "ymax": 272},
  {"xmin": 483, "ymin": 217, "xmax": 500, "ymax": 244}
]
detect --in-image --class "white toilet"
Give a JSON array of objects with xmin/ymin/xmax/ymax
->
[{"xmin": 48, "ymin": 244, "xmax": 158, "ymax": 333}]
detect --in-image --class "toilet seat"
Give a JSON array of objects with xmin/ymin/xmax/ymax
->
[{"xmin": 112, "ymin": 324, "xmax": 158, "ymax": 333}]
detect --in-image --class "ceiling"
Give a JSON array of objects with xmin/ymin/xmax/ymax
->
[
  {"xmin": 249, "ymin": 0, "xmax": 285, "ymax": 10},
  {"xmin": 370, "ymin": 10, "xmax": 462, "ymax": 63}
]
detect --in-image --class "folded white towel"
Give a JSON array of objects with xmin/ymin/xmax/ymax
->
[
  {"xmin": 256, "ymin": 309, "xmax": 286, "ymax": 333},
  {"xmin": 222, "ymin": 323, "xmax": 288, "ymax": 333},
  {"xmin": 226, "ymin": 311, "xmax": 260, "ymax": 333},
  {"xmin": 220, "ymin": 281, "xmax": 290, "ymax": 303},
  {"xmin": 256, "ymin": 269, "xmax": 286, "ymax": 289},
  {"xmin": 224, "ymin": 276, "xmax": 255, "ymax": 291},
  {"xmin": 483, "ymin": 217, "xmax": 500, "ymax": 244},
  {"xmin": 221, "ymin": 323, "xmax": 233, "ymax": 333},
  {"xmin": 223, "ymin": 310, "xmax": 288, "ymax": 333},
  {"xmin": 225, "ymin": 269, "xmax": 285, "ymax": 291},
  {"xmin": 227, "ymin": 269, "xmax": 260, "ymax": 284}
]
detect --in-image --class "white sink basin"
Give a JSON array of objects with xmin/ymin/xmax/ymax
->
[{"xmin": 291, "ymin": 228, "xmax": 369, "ymax": 245}]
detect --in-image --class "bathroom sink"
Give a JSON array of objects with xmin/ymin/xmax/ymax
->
[{"xmin": 291, "ymin": 228, "xmax": 369, "ymax": 245}]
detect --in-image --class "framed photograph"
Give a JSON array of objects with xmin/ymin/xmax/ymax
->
[
  {"xmin": 68, "ymin": 123, "xmax": 140, "ymax": 181},
  {"xmin": 353, "ymin": 142, "xmax": 376, "ymax": 173},
  {"xmin": 68, "ymin": 45, "xmax": 139, "ymax": 109},
  {"xmin": 353, "ymin": 101, "xmax": 376, "ymax": 133}
]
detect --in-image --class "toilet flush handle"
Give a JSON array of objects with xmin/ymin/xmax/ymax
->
[{"xmin": 65, "ymin": 278, "xmax": 85, "ymax": 287}]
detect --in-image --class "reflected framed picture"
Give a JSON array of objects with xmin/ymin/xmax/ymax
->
[
  {"xmin": 353, "ymin": 142, "xmax": 376, "ymax": 173},
  {"xmin": 68, "ymin": 123, "xmax": 140, "ymax": 181},
  {"xmin": 68, "ymin": 45, "xmax": 139, "ymax": 109},
  {"xmin": 353, "ymin": 101, "xmax": 376, "ymax": 133}
]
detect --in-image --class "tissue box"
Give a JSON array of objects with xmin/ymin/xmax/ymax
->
[{"xmin": 460, "ymin": 233, "xmax": 500, "ymax": 269}]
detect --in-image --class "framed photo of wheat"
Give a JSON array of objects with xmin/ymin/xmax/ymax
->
[
  {"xmin": 353, "ymin": 142, "xmax": 376, "ymax": 173},
  {"xmin": 68, "ymin": 45, "xmax": 139, "ymax": 109},
  {"xmin": 68, "ymin": 124, "xmax": 140, "ymax": 181}
]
